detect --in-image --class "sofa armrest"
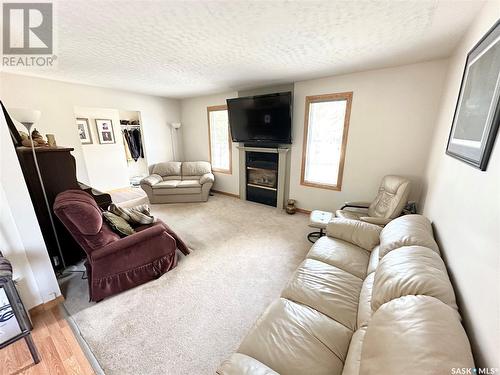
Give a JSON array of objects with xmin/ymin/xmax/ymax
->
[
  {"xmin": 360, "ymin": 216, "xmax": 391, "ymax": 226},
  {"xmin": 326, "ymin": 218, "xmax": 382, "ymax": 251},
  {"xmin": 200, "ymin": 172, "xmax": 215, "ymax": 185},
  {"xmin": 140, "ymin": 174, "xmax": 162, "ymax": 186}
]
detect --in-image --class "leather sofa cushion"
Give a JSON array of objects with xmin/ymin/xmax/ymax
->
[
  {"xmin": 357, "ymin": 273, "xmax": 374, "ymax": 329},
  {"xmin": 379, "ymin": 214, "xmax": 439, "ymax": 258},
  {"xmin": 152, "ymin": 179, "xmax": 202, "ymax": 195},
  {"xmin": 182, "ymin": 175, "xmax": 203, "ymax": 180},
  {"xmin": 326, "ymin": 218, "xmax": 381, "ymax": 251},
  {"xmin": 153, "ymin": 186, "xmax": 202, "ymax": 195},
  {"xmin": 281, "ymin": 259, "xmax": 362, "ymax": 330},
  {"xmin": 366, "ymin": 246, "xmax": 379, "ymax": 275},
  {"xmin": 342, "ymin": 327, "xmax": 366, "ymax": 375},
  {"xmin": 163, "ymin": 175, "xmax": 182, "ymax": 181},
  {"xmin": 238, "ymin": 298, "xmax": 351, "ymax": 375},
  {"xmin": 216, "ymin": 353, "xmax": 278, "ymax": 375},
  {"xmin": 177, "ymin": 180, "xmax": 201, "ymax": 188},
  {"xmin": 181, "ymin": 161, "xmax": 211, "ymax": 176},
  {"xmin": 154, "ymin": 180, "xmax": 180, "ymax": 189},
  {"xmin": 152, "ymin": 161, "xmax": 182, "ymax": 177},
  {"xmin": 371, "ymin": 246, "xmax": 457, "ymax": 312},
  {"xmin": 306, "ymin": 236, "xmax": 370, "ymax": 279},
  {"xmin": 359, "ymin": 295, "xmax": 474, "ymax": 375}
]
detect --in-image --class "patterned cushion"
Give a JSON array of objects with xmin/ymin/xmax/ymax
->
[{"xmin": 103, "ymin": 212, "xmax": 135, "ymax": 237}]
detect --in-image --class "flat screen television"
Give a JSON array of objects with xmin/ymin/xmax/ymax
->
[{"xmin": 227, "ymin": 92, "xmax": 292, "ymax": 144}]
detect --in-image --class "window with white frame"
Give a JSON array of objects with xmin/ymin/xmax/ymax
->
[
  {"xmin": 208, "ymin": 105, "xmax": 231, "ymax": 173},
  {"xmin": 301, "ymin": 92, "xmax": 353, "ymax": 190}
]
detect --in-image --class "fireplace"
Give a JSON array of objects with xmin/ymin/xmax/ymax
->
[
  {"xmin": 246, "ymin": 151, "xmax": 278, "ymax": 207},
  {"xmin": 238, "ymin": 146, "xmax": 290, "ymax": 209}
]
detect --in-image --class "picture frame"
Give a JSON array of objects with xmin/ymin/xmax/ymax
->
[
  {"xmin": 95, "ymin": 119, "xmax": 116, "ymax": 144},
  {"xmin": 446, "ymin": 20, "xmax": 500, "ymax": 171},
  {"xmin": 76, "ymin": 118, "xmax": 92, "ymax": 144}
]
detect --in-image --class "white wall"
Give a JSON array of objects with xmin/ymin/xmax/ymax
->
[
  {"xmin": 180, "ymin": 60, "xmax": 448, "ymax": 208},
  {"xmin": 0, "ymin": 73, "xmax": 181, "ymax": 186},
  {"xmin": 421, "ymin": 2, "xmax": 500, "ymax": 368},
  {"xmin": 74, "ymin": 106, "xmax": 129, "ymax": 191},
  {"xmin": 290, "ymin": 60, "xmax": 448, "ymax": 211},
  {"xmin": 181, "ymin": 91, "xmax": 239, "ymax": 194},
  {"xmin": 0, "ymin": 72, "xmax": 181, "ymax": 309},
  {"xmin": 0, "ymin": 112, "xmax": 61, "ymax": 310}
]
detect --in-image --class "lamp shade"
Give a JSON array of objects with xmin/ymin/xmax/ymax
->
[
  {"xmin": 8, "ymin": 108, "xmax": 41, "ymax": 125},
  {"xmin": 171, "ymin": 122, "xmax": 181, "ymax": 129}
]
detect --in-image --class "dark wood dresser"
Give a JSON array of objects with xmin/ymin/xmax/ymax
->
[{"xmin": 16, "ymin": 146, "xmax": 111, "ymax": 271}]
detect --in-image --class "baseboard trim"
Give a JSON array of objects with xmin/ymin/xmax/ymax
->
[
  {"xmin": 212, "ymin": 190, "xmax": 240, "ymax": 199},
  {"xmin": 29, "ymin": 295, "xmax": 65, "ymax": 316},
  {"xmin": 295, "ymin": 207, "xmax": 311, "ymax": 214}
]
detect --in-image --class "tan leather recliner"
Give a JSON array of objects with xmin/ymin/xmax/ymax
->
[{"xmin": 336, "ymin": 175, "xmax": 410, "ymax": 226}]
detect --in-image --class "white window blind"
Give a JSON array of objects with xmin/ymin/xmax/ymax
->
[
  {"xmin": 208, "ymin": 107, "xmax": 231, "ymax": 172},
  {"xmin": 302, "ymin": 93, "xmax": 352, "ymax": 189}
]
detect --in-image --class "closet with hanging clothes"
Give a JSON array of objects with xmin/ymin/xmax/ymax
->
[{"xmin": 119, "ymin": 110, "xmax": 148, "ymax": 186}]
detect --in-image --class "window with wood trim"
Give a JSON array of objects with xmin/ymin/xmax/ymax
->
[
  {"xmin": 207, "ymin": 105, "xmax": 232, "ymax": 173},
  {"xmin": 301, "ymin": 92, "xmax": 353, "ymax": 190}
]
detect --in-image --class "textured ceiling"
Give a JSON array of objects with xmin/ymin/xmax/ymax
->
[{"xmin": 3, "ymin": 0, "xmax": 487, "ymax": 98}]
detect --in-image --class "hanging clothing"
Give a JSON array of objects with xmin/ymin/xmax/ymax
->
[
  {"xmin": 131, "ymin": 128, "xmax": 144, "ymax": 159},
  {"xmin": 123, "ymin": 128, "xmax": 143, "ymax": 161},
  {"xmin": 122, "ymin": 131, "xmax": 132, "ymax": 161}
]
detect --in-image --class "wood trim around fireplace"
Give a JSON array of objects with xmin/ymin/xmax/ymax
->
[
  {"xmin": 300, "ymin": 92, "xmax": 353, "ymax": 191},
  {"xmin": 207, "ymin": 104, "xmax": 232, "ymax": 175}
]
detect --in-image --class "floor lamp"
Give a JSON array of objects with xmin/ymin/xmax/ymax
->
[
  {"xmin": 8, "ymin": 108, "xmax": 66, "ymax": 270},
  {"xmin": 170, "ymin": 122, "xmax": 181, "ymax": 161}
]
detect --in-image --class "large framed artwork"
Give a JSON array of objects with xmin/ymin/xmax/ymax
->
[
  {"xmin": 95, "ymin": 119, "xmax": 116, "ymax": 144},
  {"xmin": 76, "ymin": 118, "xmax": 92, "ymax": 144},
  {"xmin": 446, "ymin": 20, "xmax": 500, "ymax": 171}
]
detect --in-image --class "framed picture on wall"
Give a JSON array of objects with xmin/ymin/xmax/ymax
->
[
  {"xmin": 76, "ymin": 118, "xmax": 92, "ymax": 144},
  {"xmin": 95, "ymin": 119, "xmax": 116, "ymax": 144},
  {"xmin": 446, "ymin": 20, "xmax": 500, "ymax": 171}
]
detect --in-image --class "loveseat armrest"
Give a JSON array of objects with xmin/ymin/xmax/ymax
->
[
  {"xmin": 140, "ymin": 174, "xmax": 162, "ymax": 186},
  {"xmin": 326, "ymin": 218, "xmax": 382, "ymax": 251},
  {"xmin": 341, "ymin": 201, "xmax": 371, "ymax": 210},
  {"xmin": 200, "ymin": 172, "xmax": 215, "ymax": 185}
]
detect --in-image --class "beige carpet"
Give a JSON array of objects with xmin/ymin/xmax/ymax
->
[
  {"xmin": 61, "ymin": 194, "xmax": 310, "ymax": 375},
  {"xmin": 107, "ymin": 186, "xmax": 147, "ymax": 205}
]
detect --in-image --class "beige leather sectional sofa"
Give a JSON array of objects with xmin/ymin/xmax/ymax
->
[
  {"xmin": 217, "ymin": 215, "xmax": 474, "ymax": 375},
  {"xmin": 140, "ymin": 161, "xmax": 214, "ymax": 203}
]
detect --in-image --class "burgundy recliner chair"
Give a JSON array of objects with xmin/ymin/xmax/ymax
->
[{"xmin": 53, "ymin": 190, "xmax": 189, "ymax": 301}]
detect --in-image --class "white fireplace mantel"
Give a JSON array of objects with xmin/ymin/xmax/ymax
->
[{"xmin": 237, "ymin": 145, "xmax": 290, "ymax": 209}]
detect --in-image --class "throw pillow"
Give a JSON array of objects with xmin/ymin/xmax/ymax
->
[
  {"xmin": 102, "ymin": 211, "xmax": 135, "ymax": 237},
  {"xmin": 108, "ymin": 203, "xmax": 155, "ymax": 225}
]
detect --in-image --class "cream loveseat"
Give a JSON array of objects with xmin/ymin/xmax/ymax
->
[
  {"xmin": 140, "ymin": 161, "xmax": 214, "ymax": 203},
  {"xmin": 217, "ymin": 215, "xmax": 474, "ymax": 375}
]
